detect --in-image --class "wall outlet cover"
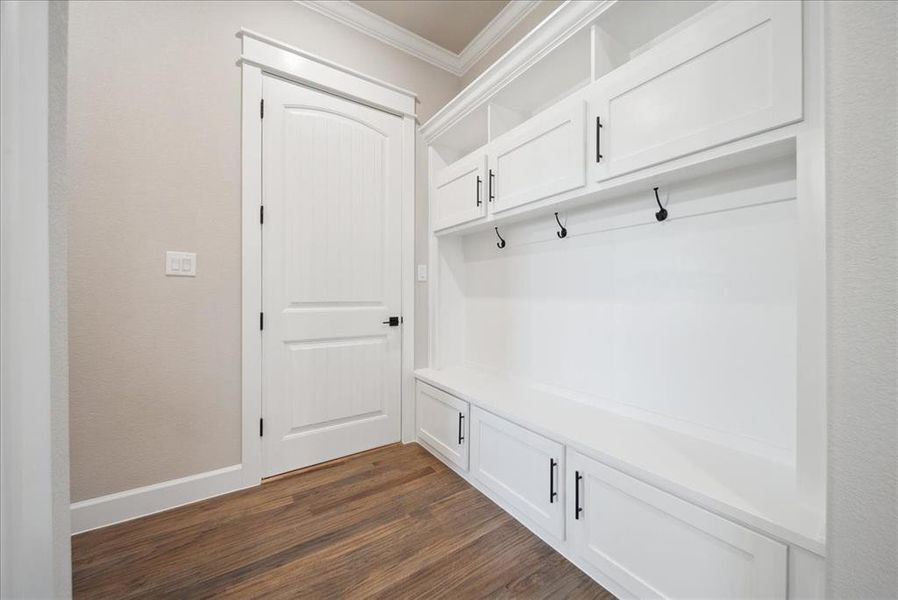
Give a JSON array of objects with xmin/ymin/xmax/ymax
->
[{"xmin": 165, "ymin": 251, "xmax": 196, "ymax": 277}]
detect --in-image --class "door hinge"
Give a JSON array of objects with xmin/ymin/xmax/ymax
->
[
  {"xmin": 260, "ymin": 205, "xmax": 264, "ymax": 225},
  {"xmin": 260, "ymin": 98, "xmax": 264, "ymax": 119},
  {"xmin": 259, "ymin": 418, "xmax": 264, "ymax": 437},
  {"xmin": 260, "ymin": 312, "xmax": 264, "ymax": 331}
]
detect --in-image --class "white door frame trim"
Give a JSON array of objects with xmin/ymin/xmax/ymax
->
[{"xmin": 239, "ymin": 29, "xmax": 418, "ymax": 486}]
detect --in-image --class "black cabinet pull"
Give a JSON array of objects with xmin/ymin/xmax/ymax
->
[
  {"xmin": 476, "ymin": 175, "xmax": 482, "ymax": 207},
  {"xmin": 596, "ymin": 116, "xmax": 603, "ymax": 163},
  {"xmin": 488, "ymin": 169, "xmax": 495, "ymax": 202},
  {"xmin": 549, "ymin": 458, "xmax": 558, "ymax": 503},
  {"xmin": 458, "ymin": 412, "xmax": 465, "ymax": 444},
  {"xmin": 574, "ymin": 470, "xmax": 583, "ymax": 519}
]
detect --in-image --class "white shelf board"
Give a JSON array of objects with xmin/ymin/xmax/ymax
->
[
  {"xmin": 415, "ymin": 364, "xmax": 825, "ymax": 555},
  {"xmin": 432, "ymin": 130, "xmax": 798, "ymax": 238}
]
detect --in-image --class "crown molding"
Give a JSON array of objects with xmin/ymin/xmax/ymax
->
[
  {"xmin": 298, "ymin": 0, "xmax": 462, "ymax": 74},
  {"xmin": 457, "ymin": 1, "xmax": 540, "ymax": 74},
  {"xmin": 421, "ymin": 1, "xmax": 615, "ymax": 143},
  {"xmin": 295, "ymin": 0, "xmax": 541, "ymax": 77}
]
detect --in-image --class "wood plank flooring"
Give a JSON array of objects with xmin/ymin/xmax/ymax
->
[{"xmin": 72, "ymin": 443, "xmax": 614, "ymax": 599}]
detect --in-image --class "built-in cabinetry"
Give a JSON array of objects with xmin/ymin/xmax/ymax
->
[
  {"xmin": 432, "ymin": 153, "xmax": 486, "ymax": 231},
  {"xmin": 470, "ymin": 407, "xmax": 565, "ymax": 541},
  {"xmin": 415, "ymin": 382, "xmax": 468, "ymax": 471},
  {"xmin": 488, "ymin": 99, "xmax": 586, "ymax": 214},
  {"xmin": 588, "ymin": 0, "xmax": 802, "ymax": 183},
  {"xmin": 419, "ymin": 1, "xmax": 826, "ymax": 597},
  {"xmin": 568, "ymin": 450, "xmax": 787, "ymax": 599},
  {"xmin": 416, "ymin": 373, "xmax": 820, "ymax": 600}
]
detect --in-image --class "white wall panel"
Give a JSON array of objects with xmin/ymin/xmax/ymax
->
[{"xmin": 461, "ymin": 159, "xmax": 798, "ymax": 461}]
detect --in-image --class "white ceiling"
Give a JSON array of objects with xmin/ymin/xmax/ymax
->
[{"xmin": 353, "ymin": 0, "xmax": 510, "ymax": 54}]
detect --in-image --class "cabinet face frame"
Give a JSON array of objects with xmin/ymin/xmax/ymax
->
[
  {"xmin": 415, "ymin": 382, "xmax": 470, "ymax": 470},
  {"xmin": 470, "ymin": 407, "xmax": 566, "ymax": 540},
  {"xmin": 566, "ymin": 450, "xmax": 788, "ymax": 600},
  {"xmin": 588, "ymin": 0, "xmax": 803, "ymax": 183}
]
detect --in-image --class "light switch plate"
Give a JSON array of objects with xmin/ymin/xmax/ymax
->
[
  {"xmin": 417, "ymin": 264, "xmax": 428, "ymax": 282},
  {"xmin": 165, "ymin": 251, "xmax": 196, "ymax": 277}
]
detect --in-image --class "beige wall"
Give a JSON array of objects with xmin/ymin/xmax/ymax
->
[
  {"xmin": 68, "ymin": 0, "xmax": 554, "ymax": 503},
  {"xmin": 824, "ymin": 1, "xmax": 897, "ymax": 597},
  {"xmin": 67, "ymin": 0, "xmax": 460, "ymax": 502}
]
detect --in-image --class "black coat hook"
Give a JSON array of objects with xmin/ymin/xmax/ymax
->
[
  {"xmin": 554, "ymin": 212, "xmax": 567, "ymax": 238},
  {"xmin": 654, "ymin": 187, "xmax": 668, "ymax": 222},
  {"xmin": 495, "ymin": 227, "xmax": 506, "ymax": 249}
]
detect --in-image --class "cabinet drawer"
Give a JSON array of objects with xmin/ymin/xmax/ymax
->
[
  {"xmin": 416, "ymin": 382, "xmax": 469, "ymax": 471},
  {"xmin": 488, "ymin": 100, "xmax": 586, "ymax": 214},
  {"xmin": 432, "ymin": 153, "xmax": 487, "ymax": 231},
  {"xmin": 470, "ymin": 407, "xmax": 565, "ymax": 540},
  {"xmin": 567, "ymin": 451, "xmax": 787, "ymax": 599},
  {"xmin": 589, "ymin": 0, "xmax": 802, "ymax": 182}
]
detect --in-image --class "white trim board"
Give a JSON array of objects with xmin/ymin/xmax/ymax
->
[
  {"xmin": 239, "ymin": 29, "xmax": 417, "ymax": 118},
  {"xmin": 71, "ymin": 465, "xmax": 250, "ymax": 534},
  {"xmin": 1, "ymin": 1, "xmax": 69, "ymax": 595},
  {"xmin": 296, "ymin": 0, "xmax": 540, "ymax": 77}
]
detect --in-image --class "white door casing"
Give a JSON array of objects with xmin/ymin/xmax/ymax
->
[{"xmin": 262, "ymin": 75, "xmax": 404, "ymax": 476}]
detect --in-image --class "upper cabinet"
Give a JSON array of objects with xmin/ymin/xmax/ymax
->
[
  {"xmin": 432, "ymin": 151, "xmax": 487, "ymax": 232},
  {"xmin": 589, "ymin": 1, "xmax": 803, "ymax": 182},
  {"xmin": 488, "ymin": 99, "xmax": 586, "ymax": 214},
  {"xmin": 423, "ymin": 0, "xmax": 804, "ymax": 235}
]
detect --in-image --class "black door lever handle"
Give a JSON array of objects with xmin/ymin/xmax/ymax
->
[{"xmin": 382, "ymin": 316, "xmax": 400, "ymax": 326}]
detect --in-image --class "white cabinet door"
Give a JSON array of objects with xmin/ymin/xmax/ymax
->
[
  {"xmin": 416, "ymin": 382, "xmax": 469, "ymax": 471},
  {"xmin": 488, "ymin": 100, "xmax": 586, "ymax": 214},
  {"xmin": 567, "ymin": 451, "xmax": 787, "ymax": 599},
  {"xmin": 432, "ymin": 152, "xmax": 487, "ymax": 231},
  {"xmin": 589, "ymin": 0, "xmax": 802, "ymax": 182},
  {"xmin": 470, "ymin": 407, "xmax": 565, "ymax": 540}
]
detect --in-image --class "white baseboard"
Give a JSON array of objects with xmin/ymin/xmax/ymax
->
[{"xmin": 71, "ymin": 464, "xmax": 254, "ymax": 534}]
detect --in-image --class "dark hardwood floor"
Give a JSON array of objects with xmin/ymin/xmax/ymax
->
[{"xmin": 72, "ymin": 443, "xmax": 614, "ymax": 599}]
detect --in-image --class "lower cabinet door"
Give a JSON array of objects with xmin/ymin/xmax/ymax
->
[
  {"xmin": 470, "ymin": 407, "xmax": 565, "ymax": 540},
  {"xmin": 567, "ymin": 451, "xmax": 787, "ymax": 599},
  {"xmin": 416, "ymin": 382, "xmax": 469, "ymax": 471}
]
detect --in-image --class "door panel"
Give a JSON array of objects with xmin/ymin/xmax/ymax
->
[
  {"xmin": 488, "ymin": 100, "xmax": 585, "ymax": 213},
  {"xmin": 470, "ymin": 408, "xmax": 565, "ymax": 540},
  {"xmin": 416, "ymin": 382, "xmax": 468, "ymax": 471},
  {"xmin": 590, "ymin": 0, "xmax": 802, "ymax": 182},
  {"xmin": 432, "ymin": 153, "xmax": 486, "ymax": 231},
  {"xmin": 263, "ymin": 75, "xmax": 403, "ymax": 476},
  {"xmin": 568, "ymin": 451, "xmax": 787, "ymax": 599}
]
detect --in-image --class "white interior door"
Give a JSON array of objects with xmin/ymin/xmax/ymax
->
[{"xmin": 262, "ymin": 75, "xmax": 403, "ymax": 477}]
